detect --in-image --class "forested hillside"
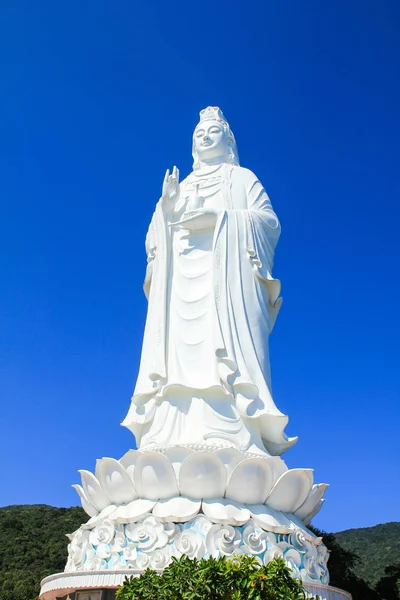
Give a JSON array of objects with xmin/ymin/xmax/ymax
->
[
  {"xmin": 0, "ymin": 505, "xmax": 398, "ymax": 600},
  {"xmin": 0, "ymin": 504, "xmax": 87, "ymax": 600},
  {"xmin": 335, "ymin": 522, "xmax": 400, "ymax": 586}
]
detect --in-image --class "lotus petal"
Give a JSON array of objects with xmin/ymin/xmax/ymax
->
[
  {"xmin": 109, "ymin": 498, "xmax": 156, "ymax": 523},
  {"xmin": 179, "ymin": 451, "xmax": 226, "ymax": 499},
  {"xmin": 215, "ymin": 448, "xmax": 244, "ymax": 479},
  {"xmin": 153, "ymin": 496, "xmax": 201, "ymax": 522},
  {"xmin": 119, "ymin": 449, "xmax": 140, "ymax": 482},
  {"xmin": 226, "ymin": 458, "xmax": 273, "ymax": 503},
  {"xmin": 202, "ymin": 498, "xmax": 251, "ymax": 526},
  {"xmin": 247, "ymin": 504, "xmax": 294, "ymax": 533},
  {"xmin": 135, "ymin": 451, "xmax": 179, "ymax": 500},
  {"xmin": 266, "ymin": 469, "xmax": 313, "ymax": 513},
  {"xmin": 96, "ymin": 457, "xmax": 138, "ymax": 505},
  {"xmin": 72, "ymin": 484, "xmax": 98, "ymax": 517},
  {"xmin": 294, "ymin": 483, "xmax": 329, "ymax": 522},
  {"xmin": 268, "ymin": 456, "xmax": 288, "ymax": 483},
  {"xmin": 78, "ymin": 470, "xmax": 110, "ymax": 512},
  {"xmin": 303, "ymin": 499, "xmax": 325, "ymax": 526},
  {"xmin": 164, "ymin": 446, "xmax": 194, "ymax": 479},
  {"xmin": 81, "ymin": 504, "xmax": 117, "ymax": 530}
]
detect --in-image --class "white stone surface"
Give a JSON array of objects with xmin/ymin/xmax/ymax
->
[
  {"xmin": 72, "ymin": 448, "xmax": 327, "ymax": 526},
  {"xmin": 122, "ymin": 106, "xmax": 297, "ymax": 457},
  {"xmin": 64, "ymin": 514, "xmax": 330, "ymax": 585}
]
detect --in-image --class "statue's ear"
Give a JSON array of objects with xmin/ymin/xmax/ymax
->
[
  {"xmin": 192, "ymin": 141, "xmax": 200, "ymax": 170},
  {"xmin": 227, "ymin": 138, "xmax": 235, "ymax": 164},
  {"xmin": 227, "ymin": 136, "xmax": 239, "ymax": 166}
]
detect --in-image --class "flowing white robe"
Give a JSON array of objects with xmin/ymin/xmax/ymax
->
[{"xmin": 122, "ymin": 164, "xmax": 297, "ymax": 456}]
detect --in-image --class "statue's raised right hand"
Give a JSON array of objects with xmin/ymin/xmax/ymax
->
[{"xmin": 161, "ymin": 166, "xmax": 180, "ymax": 212}]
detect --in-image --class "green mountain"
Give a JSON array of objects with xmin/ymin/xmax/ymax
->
[
  {"xmin": 0, "ymin": 504, "xmax": 87, "ymax": 600},
  {"xmin": 0, "ymin": 505, "xmax": 398, "ymax": 600},
  {"xmin": 335, "ymin": 522, "xmax": 400, "ymax": 587}
]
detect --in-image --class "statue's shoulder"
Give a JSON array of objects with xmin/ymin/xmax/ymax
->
[
  {"xmin": 230, "ymin": 165, "xmax": 259, "ymax": 186},
  {"xmin": 179, "ymin": 174, "xmax": 192, "ymax": 191},
  {"xmin": 180, "ymin": 173, "xmax": 192, "ymax": 184}
]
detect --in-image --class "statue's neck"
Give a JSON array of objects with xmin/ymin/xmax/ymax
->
[
  {"xmin": 197, "ymin": 157, "xmax": 227, "ymax": 168},
  {"xmin": 192, "ymin": 163, "xmax": 224, "ymax": 179}
]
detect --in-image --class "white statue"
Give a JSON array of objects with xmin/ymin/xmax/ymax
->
[
  {"xmin": 42, "ymin": 108, "xmax": 332, "ymax": 599},
  {"xmin": 122, "ymin": 107, "xmax": 296, "ymax": 456}
]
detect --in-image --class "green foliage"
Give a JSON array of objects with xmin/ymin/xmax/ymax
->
[
  {"xmin": 0, "ymin": 504, "xmax": 87, "ymax": 600},
  {"xmin": 116, "ymin": 555, "xmax": 312, "ymax": 600},
  {"xmin": 335, "ymin": 522, "xmax": 400, "ymax": 587},
  {"xmin": 310, "ymin": 525, "xmax": 381, "ymax": 600},
  {"xmin": 309, "ymin": 525, "xmax": 400, "ymax": 600},
  {"xmin": 375, "ymin": 564, "xmax": 400, "ymax": 600}
]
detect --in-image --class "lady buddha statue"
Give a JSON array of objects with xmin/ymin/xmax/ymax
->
[{"xmin": 122, "ymin": 107, "xmax": 297, "ymax": 457}]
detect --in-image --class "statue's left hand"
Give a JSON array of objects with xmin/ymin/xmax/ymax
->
[{"xmin": 169, "ymin": 208, "xmax": 219, "ymax": 231}]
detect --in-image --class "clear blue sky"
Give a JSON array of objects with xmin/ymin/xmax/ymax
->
[{"xmin": 0, "ymin": 0, "xmax": 399, "ymax": 533}]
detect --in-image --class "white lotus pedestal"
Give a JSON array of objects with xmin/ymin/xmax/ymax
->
[{"xmin": 39, "ymin": 446, "xmax": 350, "ymax": 600}]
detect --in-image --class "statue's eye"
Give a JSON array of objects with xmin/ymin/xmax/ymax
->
[
  {"xmin": 196, "ymin": 130, "xmax": 205, "ymax": 137},
  {"xmin": 209, "ymin": 127, "xmax": 221, "ymax": 134}
]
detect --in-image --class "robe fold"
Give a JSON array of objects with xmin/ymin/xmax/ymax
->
[{"xmin": 122, "ymin": 164, "xmax": 297, "ymax": 456}]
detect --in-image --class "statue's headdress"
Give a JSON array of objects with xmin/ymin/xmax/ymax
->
[
  {"xmin": 192, "ymin": 106, "xmax": 239, "ymax": 170},
  {"xmin": 199, "ymin": 106, "xmax": 229, "ymax": 127}
]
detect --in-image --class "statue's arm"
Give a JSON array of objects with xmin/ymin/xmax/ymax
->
[
  {"xmin": 240, "ymin": 168, "xmax": 282, "ymax": 326},
  {"xmin": 243, "ymin": 169, "xmax": 280, "ymax": 237},
  {"xmin": 229, "ymin": 167, "xmax": 278, "ymax": 261}
]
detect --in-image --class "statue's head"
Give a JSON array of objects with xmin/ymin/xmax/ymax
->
[{"xmin": 192, "ymin": 107, "xmax": 239, "ymax": 170}]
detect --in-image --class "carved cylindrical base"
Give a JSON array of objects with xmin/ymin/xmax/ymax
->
[
  {"xmin": 40, "ymin": 513, "xmax": 333, "ymax": 599},
  {"xmin": 40, "ymin": 571, "xmax": 352, "ymax": 600},
  {"xmin": 63, "ymin": 515, "xmax": 329, "ymax": 582}
]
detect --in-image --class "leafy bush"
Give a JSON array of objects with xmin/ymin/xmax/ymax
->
[
  {"xmin": 375, "ymin": 564, "xmax": 400, "ymax": 600},
  {"xmin": 116, "ymin": 555, "xmax": 315, "ymax": 600}
]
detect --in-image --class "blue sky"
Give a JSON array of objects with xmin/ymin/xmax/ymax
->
[{"xmin": 0, "ymin": 0, "xmax": 399, "ymax": 533}]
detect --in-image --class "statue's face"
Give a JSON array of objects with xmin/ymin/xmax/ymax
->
[{"xmin": 193, "ymin": 120, "xmax": 230, "ymax": 163}]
